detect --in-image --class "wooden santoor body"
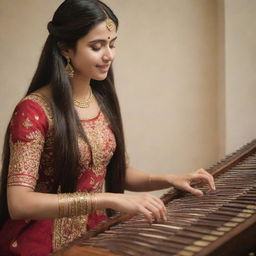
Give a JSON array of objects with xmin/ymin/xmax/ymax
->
[{"xmin": 52, "ymin": 140, "xmax": 256, "ymax": 256}]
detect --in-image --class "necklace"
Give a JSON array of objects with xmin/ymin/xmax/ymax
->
[{"xmin": 73, "ymin": 87, "xmax": 93, "ymax": 108}]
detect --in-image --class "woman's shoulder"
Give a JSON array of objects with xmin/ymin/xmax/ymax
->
[
  {"xmin": 11, "ymin": 86, "xmax": 54, "ymax": 133},
  {"xmin": 9, "ymin": 86, "xmax": 53, "ymax": 141},
  {"xmin": 19, "ymin": 85, "xmax": 53, "ymax": 122}
]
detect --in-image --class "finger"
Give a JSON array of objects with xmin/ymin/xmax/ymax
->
[
  {"xmin": 145, "ymin": 203, "xmax": 162, "ymax": 222},
  {"xmin": 151, "ymin": 197, "xmax": 167, "ymax": 220},
  {"xmin": 207, "ymin": 174, "xmax": 216, "ymax": 190},
  {"xmin": 139, "ymin": 206, "xmax": 153, "ymax": 224},
  {"xmin": 184, "ymin": 183, "xmax": 203, "ymax": 196},
  {"xmin": 149, "ymin": 199, "xmax": 167, "ymax": 221},
  {"xmin": 151, "ymin": 196, "xmax": 167, "ymax": 212},
  {"xmin": 197, "ymin": 169, "xmax": 216, "ymax": 190},
  {"xmin": 143, "ymin": 193, "xmax": 167, "ymax": 215},
  {"xmin": 192, "ymin": 173, "xmax": 211, "ymax": 184},
  {"xmin": 207, "ymin": 174, "xmax": 215, "ymax": 191}
]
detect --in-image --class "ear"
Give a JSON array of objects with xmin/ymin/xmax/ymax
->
[{"xmin": 57, "ymin": 41, "xmax": 72, "ymax": 58}]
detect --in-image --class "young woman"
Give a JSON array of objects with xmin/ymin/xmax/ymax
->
[{"xmin": 0, "ymin": 0, "xmax": 215, "ymax": 255}]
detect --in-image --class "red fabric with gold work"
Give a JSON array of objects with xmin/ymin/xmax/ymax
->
[{"xmin": 0, "ymin": 93, "xmax": 116, "ymax": 255}]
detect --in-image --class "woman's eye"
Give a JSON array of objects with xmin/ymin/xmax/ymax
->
[
  {"xmin": 110, "ymin": 45, "xmax": 116, "ymax": 49},
  {"xmin": 92, "ymin": 46, "xmax": 101, "ymax": 51}
]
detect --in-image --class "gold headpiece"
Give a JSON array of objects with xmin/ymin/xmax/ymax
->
[
  {"xmin": 102, "ymin": 9, "xmax": 115, "ymax": 31},
  {"xmin": 106, "ymin": 18, "xmax": 114, "ymax": 31}
]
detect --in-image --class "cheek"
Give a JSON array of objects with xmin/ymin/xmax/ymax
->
[
  {"xmin": 112, "ymin": 49, "xmax": 116, "ymax": 60},
  {"xmin": 72, "ymin": 53, "xmax": 99, "ymax": 73}
]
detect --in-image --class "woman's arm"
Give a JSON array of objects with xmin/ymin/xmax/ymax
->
[
  {"xmin": 125, "ymin": 167, "xmax": 170, "ymax": 191},
  {"xmin": 7, "ymin": 185, "xmax": 167, "ymax": 224},
  {"xmin": 7, "ymin": 186, "xmax": 59, "ymax": 220},
  {"xmin": 125, "ymin": 167, "xmax": 216, "ymax": 196}
]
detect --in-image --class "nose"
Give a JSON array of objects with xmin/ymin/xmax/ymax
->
[{"xmin": 103, "ymin": 46, "xmax": 114, "ymax": 62}]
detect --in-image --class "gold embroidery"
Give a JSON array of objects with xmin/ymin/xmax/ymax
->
[
  {"xmin": 12, "ymin": 94, "xmax": 114, "ymax": 249},
  {"xmin": 23, "ymin": 93, "xmax": 55, "ymax": 187},
  {"xmin": 23, "ymin": 117, "xmax": 33, "ymax": 129},
  {"xmin": 92, "ymin": 180, "xmax": 104, "ymax": 193},
  {"xmin": 52, "ymin": 112, "xmax": 115, "ymax": 249},
  {"xmin": 81, "ymin": 112, "xmax": 116, "ymax": 177},
  {"xmin": 78, "ymin": 136, "xmax": 92, "ymax": 170},
  {"xmin": 8, "ymin": 130, "xmax": 45, "ymax": 189},
  {"xmin": 23, "ymin": 93, "xmax": 54, "ymax": 126},
  {"xmin": 53, "ymin": 215, "xmax": 88, "ymax": 251},
  {"xmin": 26, "ymin": 130, "xmax": 42, "ymax": 140},
  {"xmin": 90, "ymin": 176, "xmax": 95, "ymax": 185}
]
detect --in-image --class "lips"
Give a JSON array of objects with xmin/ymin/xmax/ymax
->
[
  {"xmin": 96, "ymin": 64, "xmax": 110, "ymax": 72},
  {"xmin": 96, "ymin": 64, "xmax": 109, "ymax": 68}
]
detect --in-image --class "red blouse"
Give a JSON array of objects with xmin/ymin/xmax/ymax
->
[{"xmin": 0, "ymin": 93, "xmax": 116, "ymax": 255}]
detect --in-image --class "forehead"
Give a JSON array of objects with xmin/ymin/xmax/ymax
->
[{"xmin": 81, "ymin": 21, "xmax": 117, "ymax": 42}]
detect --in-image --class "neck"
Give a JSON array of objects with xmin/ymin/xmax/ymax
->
[{"xmin": 71, "ymin": 75, "xmax": 91, "ymax": 101}]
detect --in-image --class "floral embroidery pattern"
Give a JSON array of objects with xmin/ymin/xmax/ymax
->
[
  {"xmin": 53, "ymin": 215, "xmax": 88, "ymax": 251},
  {"xmin": 23, "ymin": 117, "xmax": 33, "ymax": 129},
  {"xmin": 81, "ymin": 112, "xmax": 116, "ymax": 177},
  {"xmin": 7, "ymin": 93, "xmax": 116, "ymax": 251},
  {"xmin": 8, "ymin": 130, "xmax": 44, "ymax": 189},
  {"xmin": 8, "ymin": 94, "xmax": 53, "ymax": 190}
]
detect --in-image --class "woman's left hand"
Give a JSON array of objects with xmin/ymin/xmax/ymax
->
[{"xmin": 167, "ymin": 168, "xmax": 216, "ymax": 196}]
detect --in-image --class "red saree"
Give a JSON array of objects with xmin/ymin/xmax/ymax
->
[{"xmin": 0, "ymin": 93, "xmax": 116, "ymax": 255}]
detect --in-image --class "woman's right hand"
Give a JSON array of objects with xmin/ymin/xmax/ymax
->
[{"xmin": 98, "ymin": 193, "xmax": 167, "ymax": 224}]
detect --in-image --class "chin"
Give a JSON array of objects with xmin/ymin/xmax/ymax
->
[{"xmin": 93, "ymin": 74, "xmax": 108, "ymax": 81}]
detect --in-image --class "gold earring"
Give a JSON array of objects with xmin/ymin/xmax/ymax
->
[{"xmin": 65, "ymin": 56, "xmax": 74, "ymax": 78}]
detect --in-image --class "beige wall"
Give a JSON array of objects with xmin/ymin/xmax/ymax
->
[
  {"xmin": 217, "ymin": 0, "xmax": 226, "ymax": 157},
  {"xmin": 0, "ymin": 0, "xmax": 255, "ymax": 196},
  {"xmin": 106, "ymin": 0, "xmax": 219, "ymax": 176},
  {"xmin": 224, "ymin": 0, "xmax": 256, "ymax": 154},
  {"xmin": 0, "ymin": 0, "xmax": 63, "ymax": 147}
]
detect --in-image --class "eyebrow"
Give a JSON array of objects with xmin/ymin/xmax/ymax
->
[{"xmin": 88, "ymin": 36, "xmax": 118, "ymax": 44}]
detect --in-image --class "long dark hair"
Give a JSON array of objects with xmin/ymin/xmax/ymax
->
[{"xmin": 0, "ymin": 0, "xmax": 126, "ymax": 227}]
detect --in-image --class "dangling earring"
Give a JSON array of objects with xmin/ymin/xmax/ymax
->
[{"xmin": 65, "ymin": 56, "xmax": 74, "ymax": 78}]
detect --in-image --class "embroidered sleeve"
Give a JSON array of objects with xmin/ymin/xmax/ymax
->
[{"xmin": 7, "ymin": 99, "xmax": 48, "ymax": 190}]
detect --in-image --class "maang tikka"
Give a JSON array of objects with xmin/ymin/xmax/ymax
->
[
  {"xmin": 65, "ymin": 56, "xmax": 74, "ymax": 78},
  {"xmin": 102, "ymin": 9, "xmax": 114, "ymax": 31},
  {"xmin": 106, "ymin": 17, "xmax": 114, "ymax": 31}
]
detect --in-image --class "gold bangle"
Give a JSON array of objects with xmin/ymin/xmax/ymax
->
[
  {"xmin": 67, "ymin": 193, "xmax": 71, "ymax": 216},
  {"xmin": 91, "ymin": 193, "xmax": 95, "ymax": 213},
  {"xmin": 92, "ymin": 193, "xmax": 97, "ymax": 213},
  {"xmin": 80, "ymin": 192, "xmax": 88, "ymax": 215},
  {"xmin": 58, "ymin": 192, "xmax": 97, "ymax": 217},
  {"xmin": 58, "ymin": 193, "xmax": 67, "ymax": 218},
  {"xmin": 85, "ymin": 192, "xmax": 89, "ymax": 214},
  {"xmin": 57, "ymin": 193, "xmax": 61, "ymax": 217},
  {"xmin": 66, "ymin": 193, "xmax": 70, "ymax": 216},
  {"xmin": 88, "ymin": 193, "xmax": 92, "ymax": 214},
  {"xmin": 70, "ymin": 193, "xmax": 76, "ymax": 216},
  {"xmin": 75, "ymin": 192, "xmax": 80, "ymax": 216}
]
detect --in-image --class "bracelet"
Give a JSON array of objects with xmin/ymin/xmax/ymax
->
[
  {"xmin": 90, "ymin": 193, "xmax": 98, "ymax": 213},
  {"xmin": 57, "ymin": 192, "xmax": 98, "ymax": 218},
  {"xmin": 58, "ymin": 193, "xmax": 66, "ymax": 217}
]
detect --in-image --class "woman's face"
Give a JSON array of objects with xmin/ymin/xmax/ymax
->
[{"xmin": 67, "ymin": 21, "xmax": 117, "ymax": 81}]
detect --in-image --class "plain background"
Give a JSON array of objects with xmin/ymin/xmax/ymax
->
[{"xmin": 0, "ymin": 0, "xmax": 255, "ymax": 196}]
